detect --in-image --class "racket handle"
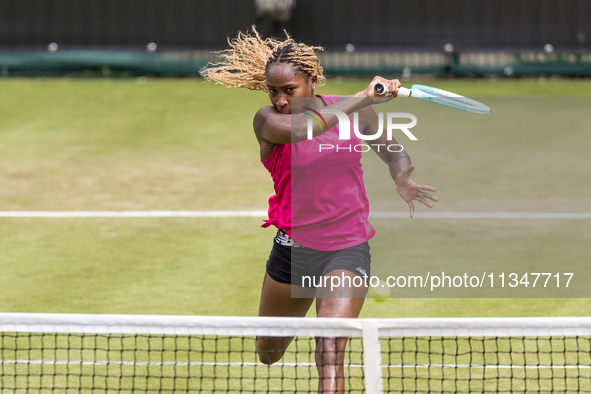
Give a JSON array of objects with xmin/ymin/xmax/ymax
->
[
  {"xmin": 397, "ymin": 87, "xmax": 412, "ymax": 97},
  {"xmin": 373, "ymin": 82, "xmax": 412, "ymax": 98},
  {"xmin": 373, "ymin": 82, "xmax": 387, "ymax": 96}
]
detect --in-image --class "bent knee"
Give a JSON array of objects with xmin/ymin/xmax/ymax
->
[
  {"xmin": 257, "ymin": 337, "xmax": 289, "ymax": 365},
  {"xmin": 257, "ymin": 349, "xmax": 284, "ymax": 365}
]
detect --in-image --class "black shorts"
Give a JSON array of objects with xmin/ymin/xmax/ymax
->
[{"xmin": 266, "ymin": 229, "xmax": 371, "ymax": 287}]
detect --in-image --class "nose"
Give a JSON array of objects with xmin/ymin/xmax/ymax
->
[{"xmin": 276, "ymin": 94, "xmax": 289, "ymax": 109}]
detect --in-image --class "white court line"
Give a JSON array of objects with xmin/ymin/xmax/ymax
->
[
  {"xmin": 0, "ymin": 210, "xmax": 268, "ymax": 218},
  {"xmin": 371, "ymin": 212, "xmax": 591, "ymax": 219},
  {"xmin": 0, "ymin": 211, "xmax": 590, "ymax": 219}
]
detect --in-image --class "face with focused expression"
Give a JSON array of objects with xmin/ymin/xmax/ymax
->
[{"xmin": 265, "ymin": 62, "xmax": 318, "ymax": 114}]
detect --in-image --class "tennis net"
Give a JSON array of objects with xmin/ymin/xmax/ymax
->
[{"xmin": 1, "ymin": 313, "xmax": 591, "ymax": 393}]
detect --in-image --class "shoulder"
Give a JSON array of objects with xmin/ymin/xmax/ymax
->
[
  {"xmin": 253, "ymin": 106, "xmax": 279, "ymax": 160},
  {"xmin": 253, "ymin": 105, "xmax": 279, "ymax": 140},
  {"xmin": 253, "ymin": 105, "xmax": 277, "ymax": 139},
  {"xmin": 253, "ymin": 106, "xmax": 277, "ymax": 128}
]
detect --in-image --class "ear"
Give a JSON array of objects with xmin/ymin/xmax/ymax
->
[{"xmin": 310, "ymin": 74, "xmax": 318, "ymax": 90}]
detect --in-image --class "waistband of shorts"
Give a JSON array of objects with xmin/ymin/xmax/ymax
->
[{"xmin": 275, "ymin": 229, "xmax": 302, "ymax": 247}]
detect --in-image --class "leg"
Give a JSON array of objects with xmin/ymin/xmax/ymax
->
[
  {"xmin": 315, "ymin": 269, "xmax": 367, "ymax": 393},
  {"xmin": 256, "ymin": 272, "xmax": 314, "ymax": 364}
]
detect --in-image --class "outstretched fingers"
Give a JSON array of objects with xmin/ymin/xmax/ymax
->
[
  {"xmin": 408, "ymin": 201, "xmax": 415, "ymax": 218},
  {"xmin": 415, "ymin": 188, "xmax": 439, "ymax": 206},
  {"xmin": 408, "ymin": 185, "xmax": 438, "ymax": 218},
  {"xmin": 415, "ymin": 183, "xmax": 438, "ymax": 193},
  {"xmin": 395, "ymin": 165, "xmax": 439, "ymax": 218}
]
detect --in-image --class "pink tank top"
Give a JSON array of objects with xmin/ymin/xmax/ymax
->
[{"xmin": 261, "ymin": 95, "xmax": 375, "ymax": 251}]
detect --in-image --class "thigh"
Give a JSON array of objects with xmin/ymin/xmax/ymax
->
[
  {"xmin": 315, "ymin": 269, "xmax": 367, "ymax": 317},
  {"xmin": 310, "ymin": 242, "xmax": 371, "ymax": 301},
  {"xmin": 258, "ymin": 272, "xmax": 314, "ymax": 318}
]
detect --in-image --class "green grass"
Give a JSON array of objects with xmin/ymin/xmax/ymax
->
[
  {"xmin": 0, "ymin": 77, "xmax": 590, "ymax": 321},
  {"xmin": 0, "ymin": 78, "xmax": 272, "ymax": 211},
  {"xmin": 0, "ymin": 217, "xmax": 266, "ymax": 315}
]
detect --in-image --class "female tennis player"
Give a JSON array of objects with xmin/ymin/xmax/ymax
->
[{"xmin": 201, "ymin": 27, "xmax": 438, "ymax": 393}]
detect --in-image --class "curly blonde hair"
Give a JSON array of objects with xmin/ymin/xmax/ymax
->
[{"xmin": 200, "ymin": 26, "xmax": 325, "ymax": 92}]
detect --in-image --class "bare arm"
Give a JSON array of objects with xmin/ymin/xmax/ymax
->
[
  {"xmin": 253, "ymin": 76, "xmax": 395, "ymax": 146},
  {"xmin": 361, "ymin": 106, "xmax": 439, "ymax": 218},
  {"xmin": 253, "ymin": 97, "xmax": 370, "ymax": 145}
]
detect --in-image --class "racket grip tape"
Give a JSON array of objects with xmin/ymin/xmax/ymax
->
[{"xmin": 397, "ymin": 87, "xmax": 412, "ymax": 97}]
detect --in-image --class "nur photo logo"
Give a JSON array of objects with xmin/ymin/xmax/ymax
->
[{"xmin": 303, "ymin": 107, "xmax": 418, "ymax": 153}]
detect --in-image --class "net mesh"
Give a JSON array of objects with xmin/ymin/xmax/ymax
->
[
  {"xmin": 0, "ymin": 332, "xmax": 364, "ymax": 393},
  {"xmin": 1, "ymin": 314, "xmax": 591, "ymax": 393},
  {"xmin": 383, "ymin": 336, "xmax": 591, "ymax": 393}
]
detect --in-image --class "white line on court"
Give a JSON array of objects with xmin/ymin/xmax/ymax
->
[
  {"xmin": 0, "ymin": 210, "xmax": 268, "ymax": 218},
  {"xmin": 0, "ymin": 211, "xmax": 590, "ymax": 219},
  {"xmin": 371, "ymin": 212, "xmax": 591, "ymax": 219}
]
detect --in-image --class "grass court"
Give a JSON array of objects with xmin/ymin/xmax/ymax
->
[{"xmin": 0, "ymin": 77, "xmax": 590, "ymax": 318}]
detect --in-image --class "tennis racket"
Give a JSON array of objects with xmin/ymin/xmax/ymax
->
[{"xmin": 374, "ymin": 83, "xmax": 490, "ymax": 115}]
